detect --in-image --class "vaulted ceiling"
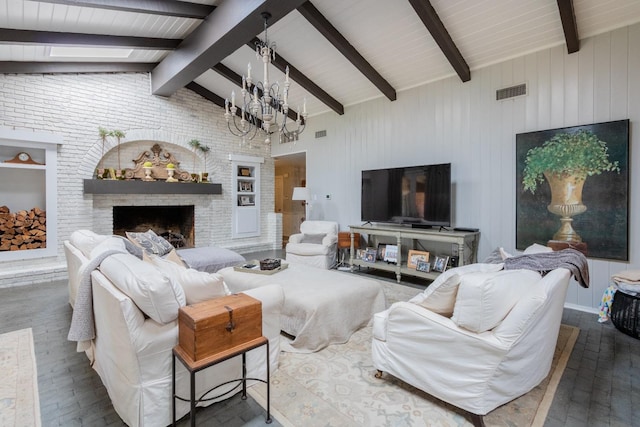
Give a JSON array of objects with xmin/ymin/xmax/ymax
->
[{"xmin": 2, "ymin": 0, "xmax": 640, "ymax": 119}]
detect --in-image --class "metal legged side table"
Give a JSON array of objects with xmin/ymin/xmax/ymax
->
[{"xmin": 172, "ymin": 336, "xmax": 271, "ymax": 426}]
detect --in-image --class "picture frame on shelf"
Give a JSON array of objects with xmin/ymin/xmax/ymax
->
[
  {"xmin": 416, "ymin": 260, "xmax": 431, "ymax": 272},
  {"xmin": 383, "ymin": 244, "xmax": 398, "ymax": 264},
  {"xmin": 363, "ymin": 248, "xmax": 377, "ymax": 263},
  {"xmin": 239, "ymin": 195, "xmax": 254, "ymax": 206},
  {"xmin": 433, "ymin": 255, "xmax": 449, "ymax": 273},
  {"xmin": 356, "ymin": 248, "xmax": 366, "ymax": 260},
  {"xmin": 376, "ymin": 243, "xmax": 387, "ymax": 261},
  {"xmin": 407, "ymin": 250, "xmax": 429, "ymax": 269}
]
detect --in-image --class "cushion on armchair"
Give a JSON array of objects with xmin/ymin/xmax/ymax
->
[
  {"xmin": 299, "ymin": 233, "xmax": 326, "ymax": 244},
  {"xmin": 451, "ymin": 269, "xmax": 542, "ymax": 333},
  {"xmin": 417, "ymin": 274, "xmax": 461, "ymax": 317}
]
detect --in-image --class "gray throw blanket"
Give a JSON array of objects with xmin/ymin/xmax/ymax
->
[
  {"xmin": 68, "ymin": 248, "xmax": 127, "ymax": 349},
  {"xmin": 503, "ymin": 248, "xmax": 590, "ymax": 288}
]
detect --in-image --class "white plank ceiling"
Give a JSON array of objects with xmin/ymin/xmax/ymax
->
[{"xmin": 1, "ymin": 0, "xmax": 640, "ymax": 117}]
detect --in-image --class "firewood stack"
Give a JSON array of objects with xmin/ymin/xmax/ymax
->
[{"xmin": 0, "ymin": 205, "xmax": 47, "ymax": 251}]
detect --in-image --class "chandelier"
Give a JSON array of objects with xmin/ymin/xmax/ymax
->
[{"xmin": 224, "ymin": 12, "xmax": 308, "ymax": 147}]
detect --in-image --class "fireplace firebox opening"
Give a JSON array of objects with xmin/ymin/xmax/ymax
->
[{"xmin": 113, "ymin": 205, "xmax": 195, "ymax": 248}]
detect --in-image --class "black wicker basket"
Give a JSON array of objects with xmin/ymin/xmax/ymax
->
[{"xmin": 610, "ymin": 290, "xmax": 640, "ymax": 339}]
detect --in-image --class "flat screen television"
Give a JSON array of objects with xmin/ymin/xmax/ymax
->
[{"xmin": 361, "ymin": 163, "xmax": 451, "ymax": 227}]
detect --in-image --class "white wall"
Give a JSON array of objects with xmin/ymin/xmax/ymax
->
[
  {"xmin": 273, "ymin": 23, "xmax": 640, "ymax": 311},
  {"xmin": 0, "ymin": 72, "xmax": 278, "ymax": 285}
]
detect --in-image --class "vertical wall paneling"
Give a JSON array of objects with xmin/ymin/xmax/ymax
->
[
  {"xmin": 610, "ymin": 28, "xmax": 629, "ymax": 119},
  {"xmin": 550, "ymin": 46, "xmax": 566, "ymax": 129},
  {"xmin": 593, "ymin": 32, "xmax": 612, "ymax": 122},
  {"xmin": 271, "ymin": 22, "xmax": 640, "ymax": 312},
  {"xmin": 578, "ymin": 35, "xmax": 595, "ymax": 125},
  {"xmin": 563, "ymin": 48, "xmax": 580, "ymax": 125}
]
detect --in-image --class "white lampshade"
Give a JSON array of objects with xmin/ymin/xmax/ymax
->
[{"xmin": 292, "ymin": 187, "xmax": 310, "ymax": 201}]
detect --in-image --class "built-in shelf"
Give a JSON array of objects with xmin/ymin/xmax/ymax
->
[
  {"xmin": 229, "ymin": 154, "xmax": 263, "ymax": 239},
  {"xmin": 0, "ymin": 128, "xmax": 62, "ymax": 261},
  {"xmin": 83, "ymin": 179, "xmax": 222, "ymax": 195},
  {"xmin": 0, "ymin": 163, "xmax": 46, "ymax": 170}
]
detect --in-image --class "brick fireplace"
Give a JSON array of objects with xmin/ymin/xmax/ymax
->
[{"xmin": 91, "ymin": 193, "xmax": 215, "ymax": 249}]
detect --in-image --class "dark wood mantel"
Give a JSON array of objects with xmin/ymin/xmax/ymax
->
[{"xmin": 83, "ymin": 179, "xmax": 222, "ymax": 195}]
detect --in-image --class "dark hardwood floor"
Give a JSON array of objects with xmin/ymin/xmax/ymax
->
[{"xmin": 1, "ymin": 252, "xmax": 638, "ymax": 426}]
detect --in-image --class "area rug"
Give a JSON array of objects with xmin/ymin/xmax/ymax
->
[
  {"xmin": 249, "ymin": 323, "xmax": 579, "ymax": 426},
  {"xmin": 0, "ymin": 328, "xmax": 41, "ymax": 427}
]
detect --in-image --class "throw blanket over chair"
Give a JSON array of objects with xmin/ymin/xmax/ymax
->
[
  {"xmin": 372, "ymin": 258, "xmax": 581, "ymax": 426},
  {"xmin": 286, "ymin": 221, "xmax": 339, "ymax": 269}
]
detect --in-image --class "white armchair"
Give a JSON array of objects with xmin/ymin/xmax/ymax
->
[
  {"xmin": 285, "ymin": 220, "xmax": 339, "ymax": 269},
  {"xmin": 372, "ymin": 264, "xmax": 572, "ymax": 426}
]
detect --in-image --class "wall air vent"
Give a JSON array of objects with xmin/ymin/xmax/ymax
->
[
  {"xmin": 496, "ymin": 83, "xmax": 527, "ymax": 101},
  {"xmin": 315, "ymin": 130, "xmax": 327, "ymax": 138}
]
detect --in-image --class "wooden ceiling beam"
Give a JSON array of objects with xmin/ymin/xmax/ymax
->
[
  {"xmin": 212, "ymin": 63, "xmax": 300, "ymax": 122},
  {"xmin": 151, "ymin": 0, "xmax": 306, "ymax": 97},
  {"xmin": 297, "ymin": 1, "xmax": 396, "ymax": 101},
  {"xmin": 557, "ymin": 0, "xmax": 580, "ymax": 53},
  {"xmin": 407, "ymin": 0, "xmax": 470, "ymax": 82},
  {"xmin": 0, "ymin": 29, "xmax": 180, "ymax": 49},
  {"xmin": 186, "ymin": 81, "xmax": 264, "ymax": 126},
  {"xmin": 246, "ymin": 37, "xmax": 344, "ymax": 115},
  {"xmin": 185, "ymin": 81, "xmax": 226, "ymax": 109},
  {"xmin": 0, "ymin": 61, "xmax": 155, "ymax": 74},
  {"xmin": 34, "ymin": 0, "xmax": 214, "ymax": 19}
]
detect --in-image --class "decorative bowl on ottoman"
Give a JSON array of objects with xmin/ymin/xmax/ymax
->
[{"xmin": 260, "ymin": 258, "xmax": 281, "ymax": 271}]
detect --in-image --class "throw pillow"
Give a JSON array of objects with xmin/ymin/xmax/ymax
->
[
  {"xmin": 451, "ymin": 269, "xmax": 542, "ymax": 333},
  {"xmin": 112, "ymin": 235, "xmax": 143, "ymax": 259},
  {"xmin": 69, "ymin": 230, "xmax": 109, "ymax": 258},
  {"xmin": 300, "ymin": 233, "xmax": 326, "ymax": 244},
  {"xmin": 146, "ymin": 253, "xmax": 228, "ymax": 305},
  {"xmin": 164, "ymin": 248, "xmax": 187, "ymax": 268},
  {"xmin": 100, "ymin": 253, "xmax": 186, "ymax": 324},
  {"xmin": 417, "ymin": 273, "xmax": 461, "ymax": 317},
  {"xmin": 483, "ymin": 248, "xmax": 505, "ymax": 264},
  {"xmin": 126, "ymin": 229, "xmax": 174, "ymax": 256},
  {"xmin": 523, "ymin": 243, "xmax": 553, "ymax": 254},
  {"xmin": 499, "ymin": 247, "xmax": 513, "ymax": 260},
  {"xmin": 89, "ymin": 236, "xmax": 127, "ymax": 259}
]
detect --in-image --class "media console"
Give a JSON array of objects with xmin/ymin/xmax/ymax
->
[{"xmin": 348, "ymin": 224, "xmax": 480, "ymax": 283}]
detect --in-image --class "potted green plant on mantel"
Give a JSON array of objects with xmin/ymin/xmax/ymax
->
[
  {"xmin": 111, "ymin": 129, "xmax": 126, "ymax": 179},
  {"xmin": 96, "ymin": 127, "xmax": 109, "ymax": 179},
  {"xmin": 522, "ymin": 129, "xmax": 619, "ymax": 243},
  {"xmin": 198, "ymin": 144, "xmax": 211, "ymax": 182},
  {"xmin": 188, "ymin": 138, "xmax": 201, "ymax": 182}
]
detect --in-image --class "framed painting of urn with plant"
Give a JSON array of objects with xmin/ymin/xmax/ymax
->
[{"xmin": 515, "ymin": 119, "xmax": 629, "ymax": 261}]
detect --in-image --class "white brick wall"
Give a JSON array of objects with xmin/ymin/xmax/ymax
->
[{"xmin": 0, "ymin": 72, "xmax": 279, "ymax": 286}]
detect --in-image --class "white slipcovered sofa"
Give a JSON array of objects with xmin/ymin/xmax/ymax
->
[
  {"xmin": 285, "ymin": 220, "xmax": 339, "ymax": 269},
  {"xmin": 64, "ymin": 230, "xmax": 284, "ymax": 427},
  {"xmin": 372, "ymin": 263, "xmax": 572, "ymax": 426}
]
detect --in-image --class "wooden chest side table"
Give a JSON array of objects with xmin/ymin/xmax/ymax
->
[{"xmin": 172, "ymin": 336, "xmax": 271, "ymax": 426}]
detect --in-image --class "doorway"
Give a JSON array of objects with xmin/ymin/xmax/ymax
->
[{"xmin": 274, "ymin": 152, "xmax": 306, "ymax": 246}]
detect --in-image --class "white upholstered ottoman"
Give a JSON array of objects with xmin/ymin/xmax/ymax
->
[{"xmin": 218, "ymin": 262, "xmax": 386, "ymax": 353}]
